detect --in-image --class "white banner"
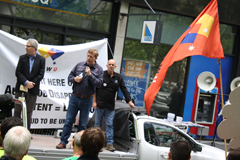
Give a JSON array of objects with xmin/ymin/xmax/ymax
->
[{"xmin": 0, "ymin": 30, "xmax": 108, "ymax": 128}]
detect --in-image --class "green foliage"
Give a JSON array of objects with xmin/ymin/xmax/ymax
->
[{"xmin": 220, "ymin": 24, "xmax": 234, "ymax": 55}]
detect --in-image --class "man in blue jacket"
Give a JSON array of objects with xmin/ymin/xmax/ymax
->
[{"xmin": 56, "ymin": 49, "xmax": 103, "ymax": 149}]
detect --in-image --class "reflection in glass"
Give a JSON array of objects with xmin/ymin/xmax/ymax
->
[
  {"xmin": 126, "ymin": 6, "xmax": 193, "ymax": 45},
  {"xmin": 153, "ymin": 123, "xmax": 188, "ymax": 147},
  {"xmin": 0, "ymin": 0, "xmax": 112, "ymax": 32},
  {"xmin": 122, "ymin": 39, "xmax": 187, "ymax": 118},
  {"xmin": 65, "ymin": 36, "xmax": 94, "ymax": 45},
  {"xmin": 220, "ymin": 24, "xmax": 234, "ymax": 55},
  {"xmin": 0, "ymin": 25, "xmax": 11, "ymax": 33},
  {"xmin": 124, "ymin": 7, "xmax": 189, "ymax": 118},
  {"xmin": 14, "ymin": 27, "xmax": 61, "ymax": 45}
]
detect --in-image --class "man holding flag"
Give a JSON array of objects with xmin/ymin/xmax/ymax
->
[{"xmin": 144, "ymin": 0, "xmax": 225, "ymax": 116}]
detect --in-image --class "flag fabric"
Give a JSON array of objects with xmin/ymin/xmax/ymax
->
[{"xmin": 144, "ymin": 0, "xmax": 225, "ymax": 116}]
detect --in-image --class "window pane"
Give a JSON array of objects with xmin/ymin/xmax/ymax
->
[
  {"xmin": 126, "ymin": 6, "xmax": 193, "ymax": 45},
  {"xmin": 65, "ymin": 36, "xmax": 94, "ymax": 45},
  {"xmin": 126, "ymin": 6, "xmax": 234, "ymax": 55},
  {"xmin": 0, "ymin": 0, "xmax": 112, "ymax": 32},
  {"xmin": 126, "ymin": 7, "xmax": 158, "ymax": 39},
  {"xmin": 0, "ymin": 25, "xmax": 11, "ymax": 33},
  {"xmin": 14, "ymin": 27, "xmax": 61, "ymax": 45},
  {"xmin": 120, "ymin": 39, "xmax": 187, "ymax": 118},
  {"xmin": 129, "ymin": 119, "xmax": 135, "ymax": 138},
  {"xmin": 161, "ymin": 14, "xmax": 192, "ymax": 45},
  {"xmin": 153, "ymin": 123, "xmax": 188, "ymax": 147},
  {"xmin": 220, "ymin": 24, "xmax": 234, "ymax": 55},
  {"xmin": 144, "ymin": 123, "xmax": 158, "ymax": 146}
]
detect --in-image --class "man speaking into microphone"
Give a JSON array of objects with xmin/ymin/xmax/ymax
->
[{"xmin": 56, "ymin": 48, "xmax": 103, "ymax": 149}]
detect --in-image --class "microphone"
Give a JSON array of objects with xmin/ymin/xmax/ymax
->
[{"xmin": 0, "ymin": 94, "xmax": 13, "ymax": 106}]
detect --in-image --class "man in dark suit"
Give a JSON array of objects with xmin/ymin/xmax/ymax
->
[{"xmin": 14, "ymin": 39, "xmax": 45, "ymax": 130}]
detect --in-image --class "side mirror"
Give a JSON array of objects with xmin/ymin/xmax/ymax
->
[{"xmin": 193, "ymin": 143, "xmax": 202, "ymax": 152}]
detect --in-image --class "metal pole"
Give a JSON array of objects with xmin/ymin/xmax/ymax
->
[{"xmin": 218, "ymin": 59, "xmax": 228, "ymax": 158}]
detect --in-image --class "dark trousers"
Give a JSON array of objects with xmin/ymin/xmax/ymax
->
[{"xmin": 14, "ymin": 92, "xmax": 37, "ymax": 130}]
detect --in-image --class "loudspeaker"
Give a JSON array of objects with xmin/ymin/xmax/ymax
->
[
  {"xmin": 230, "ymin": 77, "xmax": 240, "ymax": 91},
  {"xmin": 197, "ymin": 71, "xmax": 216, "ymax": 91}
]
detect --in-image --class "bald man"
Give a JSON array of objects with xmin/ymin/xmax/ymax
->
[
  {"xmin": 93, "ymin": 59, "xmax": 135, "ymax": 151},
  {"xmin": 62, "ymin": 130, "xmax": 84, "ymax": 160}
]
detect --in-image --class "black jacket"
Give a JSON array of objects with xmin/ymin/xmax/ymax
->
[
  {"xmin": 96, "ymin": 70, "xmax": 131, "ymax": 110},
  {"xmin": 15, "ymin": 53, "xmax": 45, "ymax": 95},
  {"xmin": 0, "ymin": 155, "xmax": 16, "ymax": 160}
]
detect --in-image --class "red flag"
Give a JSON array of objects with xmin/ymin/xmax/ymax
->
[{"xmin": 144, "ymin": 0, "xmax": 225, "ymax": 116}]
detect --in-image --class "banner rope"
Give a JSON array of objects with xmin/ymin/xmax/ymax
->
[{"xmin": 107, "ymin": 41, "xmax": 114, "ymax": 58}]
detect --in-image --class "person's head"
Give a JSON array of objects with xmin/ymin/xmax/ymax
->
[
  {"xmin": 26, "ymin": 39, "xmax": 38, "ymax": 57},
  {"xmin": 73, "ymin": 130, "xmax": 84, "ymax": 150},
  {"xmin": 106, "ymin": 59, "xmax": 116, "ymax": 73},
  {"xmin": 227, "ymin": 148, "xmax": 240, "ymax": 160},
  {"xmin": 0, "ymin": 117, "xmax": 23, "ymax": 140},
  {"xmin": 168, "ymin": 139, "xmax": 192, "ymax": 160},
  {"xmin": 3, "ymin": 126, "xmax": 31, "ymax": 160},
  {"xmin": 81, "ymin": 127, "xmax": 105, "ymax": 156},
  {"xmin": 172, "ymin": 86, "xmax": 179, "ymax": 93},
  {"xmin": 86, "ymin": 49, "xmax": 99, "ymax": 66}
]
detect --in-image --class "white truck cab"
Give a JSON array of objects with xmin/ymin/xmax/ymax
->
[{"xmin": 128, "ymin": 112, "xmax": 226, "ymax": 160}]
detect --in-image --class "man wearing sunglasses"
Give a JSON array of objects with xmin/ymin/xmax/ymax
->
[{"xmin": 14, "ymin": 39, "xmax": 45, "ymax": 131}]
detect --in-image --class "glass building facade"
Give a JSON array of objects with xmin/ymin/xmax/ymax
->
[{"xmin": 0, "ymin": 0, "xmax": 238, "ymax": 123}]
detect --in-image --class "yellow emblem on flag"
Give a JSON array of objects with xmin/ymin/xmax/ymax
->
[
  {"xmin": 38, "ymin": 47, "xmax": 50, "ymax": 58},
  {"xmin": 196, "ymin": 14, "xmax": 214, "ymax": 38}
]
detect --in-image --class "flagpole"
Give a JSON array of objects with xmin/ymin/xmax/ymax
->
[{"xmin": 218, "ymin": 58, "xmax": 228, "ymax": 158}]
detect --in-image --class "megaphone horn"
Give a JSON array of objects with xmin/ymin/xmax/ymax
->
[
  {"xmin": 205, "ymin": 76, "xmax": 213, "ymax": 84},
  {"xmin": 197, "ymin": 71, "xmax": 216, "ymax": 91},
  {"xmin": 230, "ymin": 77, "xmax": 240, "ymax": 91}
]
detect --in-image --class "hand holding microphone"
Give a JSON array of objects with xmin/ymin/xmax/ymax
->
[{"xmin": 85, "ymin": 64, "xmax": 91, "ymax": 76}]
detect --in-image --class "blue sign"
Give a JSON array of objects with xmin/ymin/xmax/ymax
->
[{"xmin": 118, "ymin": 59, "xmax": 149, "ymax": 107}]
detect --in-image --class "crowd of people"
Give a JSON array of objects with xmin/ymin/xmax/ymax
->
[
  {"xmin": 0, "ymin": 117, "xmax": 106, "ymax": 160},
  {"xmin": 0, "ymin": 38, "xmax": 238, "ymax": 160},
  {"xmin": 1, "ymin": 121, "xmax": 239, "ymax": 160}
]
